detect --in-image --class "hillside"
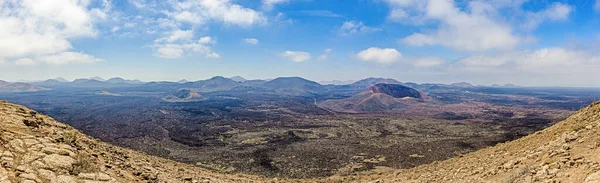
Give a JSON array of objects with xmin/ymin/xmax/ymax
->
[
  {"xmin": 367, "ymin": 84, "xmax": 426, "ymax": 99},
  {"xmin": 0, "ymin": 101, "xmax": 267, "ymax": 182},
  {"xmin": 319, "ymin": 84, "xmax": 426, "ymax": 113},
  {"xmin": 348, "ymin": 101, "xmax": 600, "ymax": 182},
  {"xmin": 183, "ymin": 76, "xmax": 239, "ymax": 92},
  {"xmin": 350, "ymin": 78, "xmax": 402, "ymax": 88},
  {"xmin": 263, "ymin": 77, "xmax": 327, "ymax": 95},
  {"xmin": 1, "ymin": 100, "xmax": 599, "ymax": 182}
]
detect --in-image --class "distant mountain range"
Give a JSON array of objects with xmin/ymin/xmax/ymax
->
[
  {"xmin": 32, "ymin": 77, "xmax": 146, "ymax": 88},
  {"xmin": 1, "ymin": 76, "xmax": 526, "ymax": 95}
]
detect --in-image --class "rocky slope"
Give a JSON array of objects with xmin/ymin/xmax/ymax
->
[
  {"xmin": 342, "ymin": 101, "xmax": 600, "ymax": 182},
  {"xmin": 0, "ymin": 101, "xmax": 270, "ymax": 183},
  {"xmin": 1, "ymin": 100, "xmax": 600, "ymax": 182}
]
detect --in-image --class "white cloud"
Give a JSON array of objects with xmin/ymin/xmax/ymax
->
[
  {"xmin": 356, "ymin": 47, "xmax": 402, "ymax": 64},
  {"xmin": 14, "ymin": 58, "xmax": 37, "ymax": 66},
  {"xmin": 317, "ymin": 48, "xmax": 332, "ymax": 61},
  {"xmin": 0, "ymin": 0, "xmax": 105, "ymax": 62},
  {"xmin": 523, "ymin": 2, "xmax": 572, "ymax": 31},
  {"xmin": 455, "ymin": 47, "xmax": 600, "ymax": 73},
  {"xmin": 413, "ymin": 57, "xmax": 445, "ymax": 67},
  {"xmin": 399, "ymin": 33, "xmax": 436, "ymax": 46},
  {"xmin": 138, "ymin": 0, "xmax": 265, "ymax": 59},
  {"xmin": 154, "ymin": 45, "xmax": 185, "ymax": 59},
  {"xmin": 153, "ymin": 36, "xmax": 219, "ymax": 59},
  {"xmin": 243, "ymin": 38, "xmax": 259, "ymax": 45},
  {"xmin": 168, "ymin": 0, "xmax": 267, "ymax": 27},
  {"xmin": 280, "ymin": 51, "xmax": 311, "ymax": 62},
  {"xmin": 385, "ymin": 0, "xmax": 419, "ymax": 7},
  {"xmin": 37, "ymin": 52, "xmax": 102, "ymax": 65},
  {"xmin": 338, "ymin": 21, "xmax": 380, "ymax": 36},
  {"xmin": 384, "ymin": 0, "xmax": 427, "ymax": 23},
  {"xmin": 301, "ymin": 10, "xmax": 342, "ymax": 18},
  {"xmin": 111, "ymin": 26, "xmax": 121, "ymax": 32},
  {"xmin": 262, "ymin": 0, "xmax": 289, "ymax": 11},
  {"xmin": 398, "ymin": 0, "xmax": 520, "ymax": 51},
  {"xmin": 11, "ymin": 52, "xmax": 102, "ymax": 66},
  {"xmin": 156, "ymin": 29, "xmax": 194, "ymax": 43},
  {"xmin": 389, "ymin": 1, "xmax": 573, "ymax": 52},
  {"xmin": 388, "ymin": 9, "xmax": 409, "ymax": 20},
  {"xmin": 206, "ymin": 52, "xmax": 221, "ymax": 59},
  {"xmin": 172, "ymin": 11, "xmax": 204, "ymax": 24},
  {"xmin": 129, "ymin": 0, "xmax": 147, "ymax": 9},
  {"xmin": 199, "ymin": 36, "xmax": 216, "ymax": 44},
  {"xmin": 274, "ymin": 12, "xmax": 293, "ymax": 25}
]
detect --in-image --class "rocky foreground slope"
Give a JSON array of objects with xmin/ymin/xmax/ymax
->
[
  {"xmin": 0, "ymin": 100, "xmax": 268, "ymax": 183},
  {"xmin": 1, "ymin": 100, "xmax": 600, "ymax": 182},
  {"xmin": 348, "ymin": 101, "xmax": 600, "ymax": 183}
]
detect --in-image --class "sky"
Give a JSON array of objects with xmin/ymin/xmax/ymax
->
[{"xmin": 1, "ymin": 0, "xmax": 600, "ymax": 87}]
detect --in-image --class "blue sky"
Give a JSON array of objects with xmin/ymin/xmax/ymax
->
[{"xmin": 1, "ymin": 0, "xmax": 600, "ymax": 86}]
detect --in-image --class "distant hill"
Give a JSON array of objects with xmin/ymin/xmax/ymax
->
[
  {"xmin": 242, "ymin": 79, "xmax": 267, "ymax": 86},
  {"xmin": 183, "ymin": 76, "xmax": 239, "ymax": 92},
  {"xmin": 319, "ymin": 80, "xmax": 355, "ymax": 85},
  {"xmin": 177, "ymin": 79, "xmax": 190, "ymax": 83},
  {"xmin": 105, "ymin": 77, "xmax": 126, "ymax": 83},
  {"xmin": 263, "ymin": 77, "xmax": 327, "ymax": 95},
  {"xmin": 450, "ymin": 82, "xmax": 475, "ymax": 88},
  {"xmin": 350, "ymin": 77, "xmax": 403, "ymax": 88},
  {"xmin": 72, "ymin": 78, "xmax": 95, "ymax": 84},
  {"xmin": 229, "ymin": 76, "xmax": 247, "ymax": 82},
  {"xmin": 0, "ymin": 80, "xmax": 48, "ymax": 92},
  {"xmin": 319, "ymin": 84, "xmax": 426, "ymax": 113},
  {"xmin": 54, "ymin": 77, "xmax": 70, "ymax": 82},
  {"xmin": 106, "ymin": 77, "xmax": 145, "ymax": 85},
  {"xmin": 36, "ymin": 79, "xmax": 67, "ymax": 87},
  {"xmin": 70, "ymin": 79, "xmax": 110, "ymax": 88},
  {"xmin": 367, "ymin": 84, "xmax": 426, "ymax": 99},
  {"xmin": 162, "ymin": 89, "xmax": 206, "ymax": 102},
  {"xmin": 90, "ymin": 76, "xmax": 106, "ymax": 81}
]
